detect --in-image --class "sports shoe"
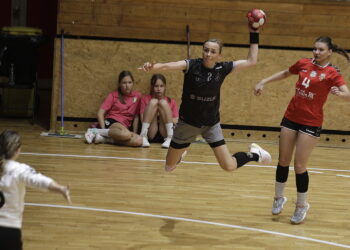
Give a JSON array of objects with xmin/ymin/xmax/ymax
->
[
  {"xmin": 85, "ymin": 128, "xmax": 97, "ymax": 144},
  {"xmin": 161, "ymin": 137, "xmax": 171, "ymax": 148},
  {"xmin": 249, "ymin": 143, "xmax": 272, "ymax": 164},
  {"xmin": 272, "ymin": 197, "xmax": 287, "ymax": 215},
  {"xmin": 290, "ymin": 203, "xmax": 310, "ymax": 224},
  {"xmin": 94, "ymin": 133, "xmax": 107, "ymax": 144},
  {"xmin": 165, "ymin": 150, "xmax": 187, "ymax": 172},
  {"xmin": 142, "ymin": 136, "xmax": 150, "ymax": 147}
]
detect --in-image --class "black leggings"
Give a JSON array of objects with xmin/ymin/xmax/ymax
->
[{"xmin": 0, "ymin": 226, "xmax": 22, "ymax": 250}]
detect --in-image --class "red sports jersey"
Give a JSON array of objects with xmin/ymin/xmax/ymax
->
[
  {"xmin": 284, "ymin": 58, "xmax": 346, "ymax": 126},
  {"xmin": 100, "ymin": 90, "xmax": 141, "ymax": 128}
]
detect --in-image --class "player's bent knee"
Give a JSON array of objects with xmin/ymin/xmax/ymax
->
[
  {"xmin": 279, "ymin": 159, "xmax": 291, "ymax": 166},
  {"xmin": 158, "ymin": 99, "xmax": 169, "ymax": 108},
  {"xmin": 149, "ymin": 98, "xmax": 159, "ymax": 107},
  {"xmin": 119, "ymin": 131, "xmax": 133, "ymax": 141},
  {"xmin": 219, "ymin": 162, "xmax": 236, "ymax": 172},
  {"xmin": 294, "ymin": 163, "xmax": 306, "ymax": 173},
  {"xmin": 165, "ymin": 165, "xmax": 177, "ymax": 172}
]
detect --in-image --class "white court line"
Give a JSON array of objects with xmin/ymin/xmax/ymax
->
[
  {"xmin": 25, "ymin": 202, "xmax": 350, "ymax": 249},
  {"xmin": 308, "ymin": 171, "xmax": 324, "ymax": 174},
  {"xmin": 337, "ymin": 175, "xmax": 350, "ymax": 178},
  {"xmin": 21, "ymin": 152, "xmax": 350, "ymax": 173}
]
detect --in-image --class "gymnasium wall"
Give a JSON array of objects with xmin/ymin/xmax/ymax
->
[{"xmin": 51, "ymin": 0, "xmax": 350, "ymax": 144}]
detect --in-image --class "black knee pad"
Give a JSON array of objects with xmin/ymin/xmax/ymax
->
[
  {"xmin": 208, "ymin": 139, "xmax": 225, "ymax": 148},
  {"xmin": 296, "ymin": 171, "xmax": 309, "ymax": 193},
  {"xmin": 276, "ymin": 164, "xmax": 289, "ymax": 183},
  {"xmin": 170, "ymin": 141, "xmax": 190, "ymax": 149}
]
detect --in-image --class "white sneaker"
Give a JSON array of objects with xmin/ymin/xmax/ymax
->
[
  {"xmin": 85, "ymin": 128, "xmax": 97, "ymax": 144},
  {"xmin": 290, "ymin": 203, "xmax": 310, "ymax": 224},
  {"xmin": 249, "ymin": 143, "xmax": 272, "ymax": 164},
  {"xmin": 272, "ymin": 197, "xmax": 287, "ymax": 215},
  {"xmin": 161, "ymin": 137, "xmax": 171, "ymax": 148},
  {"xmin": 94, "ymin": 133, "xmax": 107, "ymax": 144},
  {"xmin": 142, "ymin": 136, "xmax": 150, "ymax": 147}
]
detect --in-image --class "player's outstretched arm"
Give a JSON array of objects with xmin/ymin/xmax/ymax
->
[
  {"xmin": 48, "ymin": 181, "xmax": 71, "ymax": 203},
  {"xmin": 254, "ymin": 69, "xmax": 292, "ymax": 96},
  {"xmin": 138, "ymin": 60, "xmax": 187, "ymax": 72}
]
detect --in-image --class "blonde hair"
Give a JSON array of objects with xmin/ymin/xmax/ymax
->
[
  {"xmin": 0, "ymin": 130, "xmax": 21, "ymax": 176},
  {"xmin": 203, "ymin": 38, "xmax": 224, "ymax": 54}
]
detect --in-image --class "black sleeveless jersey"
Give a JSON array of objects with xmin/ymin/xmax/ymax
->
[{"xmin": 179, "ymin": 58, "xmax": 234, "ymax": 127}]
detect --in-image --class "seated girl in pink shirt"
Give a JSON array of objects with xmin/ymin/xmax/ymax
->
[
  {"xmin": 84, "ymin": 71, "xmax": 143, "ymax": 147},
  {"xmin": 140, "ymin": 74, "xmax": 179, "ymax": 148}
]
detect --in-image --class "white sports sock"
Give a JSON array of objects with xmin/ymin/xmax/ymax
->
[
  {"xmin": 165, "ymin": 123, "xmax": 173, "ymax": 138},
  {"xmin": 96, "ymin": 129, "xmax": 109, "ymax": 137},
  {"xmin": 275, "ymin": 181, "xmax": 286, "ymax": 198},
  {"xmin": 296, "ymin": 192, "xmax": 308, "ymax": 206},
  {"xmin": 140, "ymin": 123, "xmax": 150, "ymax": 137}
]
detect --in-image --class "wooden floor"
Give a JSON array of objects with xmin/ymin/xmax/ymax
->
[{"xmin": 2, "ymin": 119, "xmax": 350, "ymax": 250}]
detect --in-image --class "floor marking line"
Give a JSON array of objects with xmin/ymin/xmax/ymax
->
[
  {"xmin": 308, "ymin": 171, "xmax": 324, "ymax": 174},
  {"xmin": 336, "ymin": 175, "xmax": 350, "ymax": 178},
  {"xmin": 25, "ymin": 202, "xmax": 350, "ymax": 249},
  {"xmin": 21, "ymin": 152, "xmax": 350, "ymax": 173}
]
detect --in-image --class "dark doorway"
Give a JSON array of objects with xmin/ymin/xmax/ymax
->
[{"xmin": 0, "ymin": 0, "xmax": 57, "ymax": 129}]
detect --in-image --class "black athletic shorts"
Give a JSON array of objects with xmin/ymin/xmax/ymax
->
[
  {"xmin": 104, "ymin": 118, "xmax": 119, "ymax": 128},
  {"xmin": 149, "ymin": 130, "xmax": 164, "ymax": 143},
  {"xmin": 0, "ymin": 226, "xmax": 22, "ymax": 250},
  {"xmin": 281, "ymin": 117, "xmax": 321, "ymax": 138}
]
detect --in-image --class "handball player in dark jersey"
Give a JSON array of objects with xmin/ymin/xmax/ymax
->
[{"xmin": 139, "ymin": 23, "xmax": 271, "ymax": 172}]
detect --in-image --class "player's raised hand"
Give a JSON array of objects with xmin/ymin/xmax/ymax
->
[{"xmin": 247, "ymin": 9, "xmax": 266, "ymax": 33}]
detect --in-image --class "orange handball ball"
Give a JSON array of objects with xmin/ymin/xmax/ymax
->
[{"xmin": 247, "ymin": 9, "xmax": 266, "ymax": 30}]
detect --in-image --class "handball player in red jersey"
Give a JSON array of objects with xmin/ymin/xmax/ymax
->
[{"xmin": 255, "ymin": 36, "xmax": 350, "ymax": 224}]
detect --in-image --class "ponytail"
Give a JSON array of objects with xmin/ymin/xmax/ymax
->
[
  {"xmin": 332, "ymin": 44, "xmax": 350, "ymax": 63},
  {"xmin": 315, "ymin": 36, "xmax": 350, "ymax": 63}
]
